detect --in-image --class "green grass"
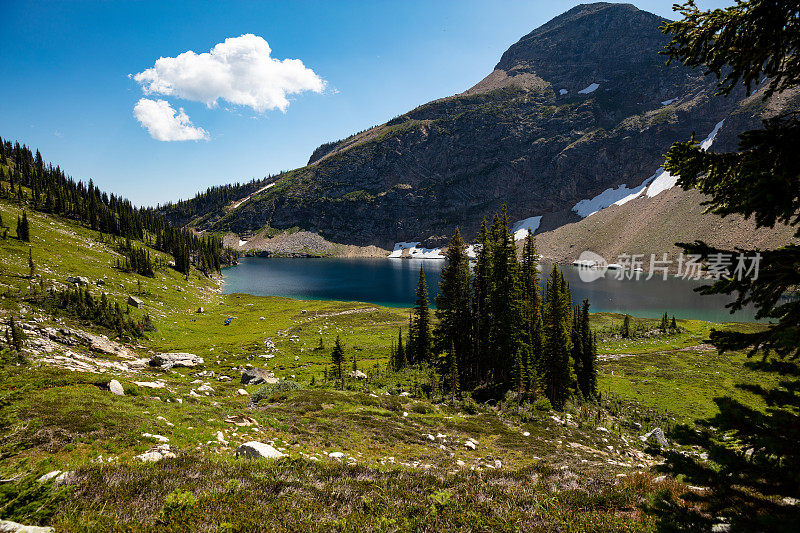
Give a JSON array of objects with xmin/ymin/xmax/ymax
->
[{"xmin": 0, "ymin": 195, "xmax": 777, "ymax": 531}]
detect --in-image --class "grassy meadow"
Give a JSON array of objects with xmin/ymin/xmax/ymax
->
[{"xmin": 0, "ymin": 196, "xmax": 774, "ymax": 531}]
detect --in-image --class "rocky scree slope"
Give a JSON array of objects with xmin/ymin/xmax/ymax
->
[{"xmin": 169, "ymin": 2, "xmax": 756, "ymax": 249}]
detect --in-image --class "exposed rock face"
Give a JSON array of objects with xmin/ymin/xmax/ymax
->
[
  {"xmin": 150, "ymin": 353, "xmax": 204, "ymax": 369},
  {"xmin": 162, "ymin": 2, "xmax": 784, "ymax": 249},
  {"xmin": 127, "ymin": 295, "xmax": 143, "ymax": 309},
  {"xmin": 235, "ymin": 441, "xmax": 284, "ymax": 459}
]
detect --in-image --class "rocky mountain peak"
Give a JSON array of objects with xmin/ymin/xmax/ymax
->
[{"xmin": 471, "ymin": 2, "xmax": 675, "ymax": 100}]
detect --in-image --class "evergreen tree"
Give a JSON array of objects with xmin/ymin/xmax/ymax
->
[
  {"xmin": 16, "ymin": 211, "xmax": 30, "ymax": 241},
  {"xmin": 576, "ymin": 299, "xmax": 597, "ymax": 398},
  {"xmin": 660, "ymin": 312, "xmax": 669, "ymax": 333},
  {"xmin": 331, "ymin": 334, "xmax": 345, "ymax": 384},
  {"xmin": 472, "ymin": 219, "xmax": 492, "ymax": 383},
  {"xmin": 670, "ymin": 315, "xmax": 678, "ymax": 331},
  {"xmin": 28, "ymin": 247, "xmax": 35, "ymax": 279},
  {"xmin": 434, "ymin": 227, "xmax": 472, "ymax": 386},
  {"xmin": 396, "ymin": 327, "xmax": 406, "ymax": 370},
  {"xmin": 485, "ymin": 207, "xmax": 522, "ymax": 386},
  {"xmin": 649, "ymin": 2, "xmax": 800, "ymax": 527},
  {"xmin": 621, "ymin": 314, "xmax": 631, "ymax": 338},
  {"xmin": 447, "ymin": 342, "xmax": 460, "ymax": 398},
  {"xmin": 520, "ymin": 229, "xmax": 543, "ymax": 384},
  {"xmin": 9, "ymin": 316, "xmax": 24, "ymax": 352},
  {"xmin": 542, "ymin": 266, "xmax": 573, "ymax": 407},
  {"xmin": 410, "ymin": 266, "xmax": 431, "ymax": 364}
]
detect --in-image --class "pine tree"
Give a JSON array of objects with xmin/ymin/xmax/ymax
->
[
  {"xmin": 486, "ymin": 207, "xmax": 522, "ymax": 386},
  {"xmin": 18, "ymin": 210, "xmax": 29, "ymax": 241},
  {"xmin": 331, "ymin": 334, "xmax": 345, "ymax": 385},
  {"xmin": 576, "ymin": 299, "xmax": 597, "ymax": 398},
  {"xmin": 447, "ymin": 342, "xmax": 460, "ymax": 398},
  {"xmin": 671, "ymin": 315, "xmax": 678, "ymax": 331},
  {"xmin": 27, "ymin": 247, "xmax": 35, "ymax": 279},
  {"xmin": 434, "ymin": 227, "xmax": 472, "ymax": 386},
  {"xmin": 621, "ymin": 315, "xmax": 631, "ymax": 338},
  {"xmin": 410, "ymin": 266, "xmax": 431, "ymax": 364},
  {"xmin": 472, "ymin": 219, "xmax": 492, "ymax": 383},
  {"xmin": 396, "ymin": 327, "xmax": 405, "ymax": 371},
  {"xmin": 9, "ymin": 316, "xmax": 24, "ymax": 352},
  {"xmin": 660, "ymin": 312, "xmax": 669, "ymax": 333},
  {"xmin": 520, "ymin": 229, "xmax": 543, "ymax": 384},
  {"xmin": 542, "ymin": 266, "xmax": 573, "ymax": 407},
  {"xmin": 651, "ymin": 2, "xmax": 800, "ymax": 526}
]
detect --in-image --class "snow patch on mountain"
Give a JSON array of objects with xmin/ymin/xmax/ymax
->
[
  {"xmin": 512, "ymin": 216, "xmax": 543, "ymax": 240},
  {"xmin": 388, "ymin": 242, "xmax": 444, "ymax": 259},
  {"xmin": 571, "ymin": 119, "xmax": 726, "ymax": 217},
  {"xmin": 578, "ymin": 83, "xmax": 599, "ymax": 94}
]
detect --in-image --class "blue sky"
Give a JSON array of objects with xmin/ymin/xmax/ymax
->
[{"xmin": 0, "ymin": 0, "xmax": 728, "ymax": 206}]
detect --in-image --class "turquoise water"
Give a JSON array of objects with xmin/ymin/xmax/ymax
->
[{"xmin": 222, "ymin": 257, "xmax": 762, "ymax": 323}]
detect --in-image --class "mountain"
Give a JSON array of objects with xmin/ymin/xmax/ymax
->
[{"xmin": 161, "ymin": 2, "xmax": 788, "ymax": 251}]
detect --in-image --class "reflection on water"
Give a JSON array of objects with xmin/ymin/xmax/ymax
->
[{"xmin": 222, "ymin": 257, "xmax": 761, "ymax": 323}]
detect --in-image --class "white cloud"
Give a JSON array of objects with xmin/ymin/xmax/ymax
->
[
  {"xmin": 132, "ymin": 34, "xmax": 325, "ymax": 113},
  {"xmin": 133, "ymin": 98, "xmax": 209, "ymax": 141}
]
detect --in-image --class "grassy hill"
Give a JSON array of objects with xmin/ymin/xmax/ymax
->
[{"xmin": 0, "ymin": 193, "xmax": 784, "ymax": 531}]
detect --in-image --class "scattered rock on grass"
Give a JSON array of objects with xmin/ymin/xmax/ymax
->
[
  {"xmin": 236, "ymin": 389, "xmax": 249, "ymax": 396},
  {"xmin": 127, "ymin": 295, "xmax": 143, "ymax": 309},
  {"xmin": 150, "ymin": 353, "xmax": 204, "ymax": 369},
  {"xmin": 0, "ymin": 519, "xmax": 54, "ymax": 532},
  {"xmin": 640, "ymin": 427, "xmax": 668, "ymax": 448},
  {"xmin": 108, "ymin": 379, "xmax": 124, "ymax": 396},
  {"xmin": 235, "ymin": 441, "xmax": 284, "ymax": 459}
]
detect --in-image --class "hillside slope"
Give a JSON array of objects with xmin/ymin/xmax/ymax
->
[{"xmin": 165, "ymin": 2, "xmax": 758, "ymax": 250}]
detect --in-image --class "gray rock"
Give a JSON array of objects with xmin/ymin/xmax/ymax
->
[
  {"xmin": 640, "ymin": 427, "xmax": 668, "ymax": 448},
  {"xmin": 150, "ymin": 353, "xmax": 204, "ymax": 369},
  {"xmin": 348, "ymin": 370, "xmax": 367, "ymax": 380},
  {"xmin": 241, "ymin": 367, "xmax": 276, "ymax": 385},
  {"xmin": 66, "ymin": 275, "xmax": 89, "ymax": 285},
  {"xmin": 196, "ymin": 307, "xmax": 204, "ymax": 313},
  {"xmin": 0, "ymin": 520, "xmax": 55, "ymax": 532},
  {"xmin": 127, "ymin": 295, "xmax": 144, "ymax": 309},
  {"xmin": 235, "ymin": 441, "xmax": 284, "ymax": 459},
  {"xmin": 109, "ymin": 379, "xmax": 125, "ymax": 396}
]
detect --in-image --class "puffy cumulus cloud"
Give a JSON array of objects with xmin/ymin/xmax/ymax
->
[
  {"xmin": 133, "ymin": 98, "xmax": 209, "ymax": 141},
  {"xmin": 132, "ymin": 34, "xmax": 325, "ymax": 113}
]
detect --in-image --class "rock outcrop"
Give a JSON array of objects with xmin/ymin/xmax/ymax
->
[{"xmin": 150, "ymin": 353, "xmax": 204, "ymax": 369}]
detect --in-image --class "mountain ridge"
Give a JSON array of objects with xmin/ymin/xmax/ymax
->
[{"xmin": 159, "ymin": 2, "xmax": 788, "ymax": 251}]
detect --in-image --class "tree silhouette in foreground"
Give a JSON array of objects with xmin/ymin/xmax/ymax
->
[{"xmin": 649, "ymin": 1, "xmax": 800, "ymax": 530}]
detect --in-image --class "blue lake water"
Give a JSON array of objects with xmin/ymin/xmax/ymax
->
[{"xmin": 222, "ymin": 257, "xmax": 762, "ymax": 323}]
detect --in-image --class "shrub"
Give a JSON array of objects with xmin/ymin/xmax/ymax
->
[{"xmin": 250, "ymin": 380, "xmax": 303, "ymax": 404}]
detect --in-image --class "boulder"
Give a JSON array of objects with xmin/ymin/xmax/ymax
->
[
  {"xmin": 236, "ymin": 389, "xmax": 249, "ymax": 396},
  {"xmin": 328, "ymin": 451, "xmax": 345, "ymax": 460},
  {"xmin": 240, "ymin": 367, "xmax": 277, "ymax": 385},
  {"xmin": 196, "ymin": 307, "xmax": 204, "ymax": 313},
  {"xmin": 66, "ymin": 275, "xmax": 89, "ymax": 285},
  {"xmin": 133, "ymin": 381, "xmax": 165, "ymax": 389},
  {"xmin": 37, "ymin": 470, "xmax": 61, "ymax": 483},
  {"xmin": 150, "ymin": 353, "xmax": 204, "ymax": 369},
  {"xmin": 0, "ymin": 520, "xmax": 54, "ymax": 533},
  {"xmin": 641, "ymin": 427, "xmax": 668, "ymax": 448},
  {"xmin": 235, "ymin": 441, "xmax": 284, "ymax": 459},
  {"xmin": 464, "ymin": 440, "xmax": 476, "ymax": 451},
  {"xmin": 134, "ymin": 451, "xmax": 163, "ymax": 462},
  {"xmin": 108, "ymin": 379, "xmax": 125, "ymax": 396},
  {"xmin": 348, "ymin": 370, "xmax": 367, "ymax": 380},
  {"xmin": 127, "ymin": 295, "xmax": 144, "ymax": 309}
]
